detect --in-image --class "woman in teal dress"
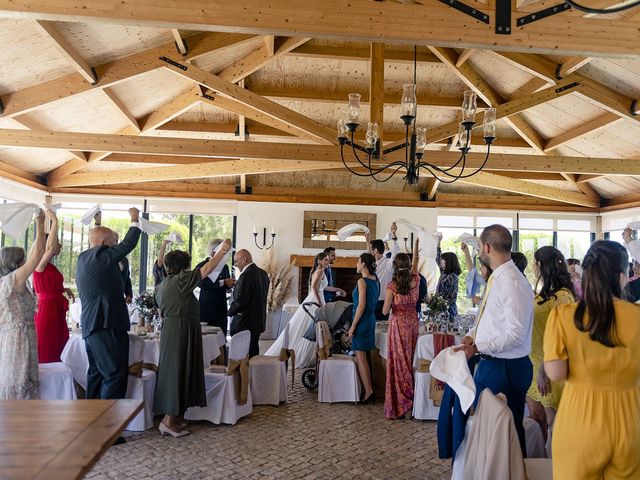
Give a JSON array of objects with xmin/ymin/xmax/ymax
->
[
  {"xmin": 348, "ymin": 253, "xmax": 380, "ymax": 403},
  {"xmin": 154, "ymin": 239, "xmax": 230, "ymax": 438}
]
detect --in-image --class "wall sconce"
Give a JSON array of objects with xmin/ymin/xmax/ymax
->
[
  {"xmin": 253, "ymin": 226, "xmax": 276, "ymax": 250},
  {"xmin": 403, "ymin": 232, "xmax": 415, "ymax": 255}
]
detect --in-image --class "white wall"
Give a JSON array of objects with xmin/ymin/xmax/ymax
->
[
  {"xmin": 236, "ymin": 201, "xmax": 437, "ymax": 300},
  {"xmin": 0, "ymin": 177, "xmax": 47, "ymax": 204}
]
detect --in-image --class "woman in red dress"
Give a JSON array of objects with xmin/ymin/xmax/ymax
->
[
  {"xmin": 382, "ymin": 239, "xmax": 420, "ymax": 419},
  {"xmin": 33, "ymin": 229, "xmax": 74, "ymax": 363}
]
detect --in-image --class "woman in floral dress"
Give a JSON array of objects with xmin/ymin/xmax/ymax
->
[
  {"xmin": 382, "ymin": 240, "xmax": 420, "ymax": 419},
  {"xmin": 0, "ymin": 209, "xmax": 50, "ymax": 399}
]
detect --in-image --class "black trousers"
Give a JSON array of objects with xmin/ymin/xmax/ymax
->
[
  {"xmin": 473, "ymin": 355, "xmax": 533, "ymax": 457},
  {"xmin": 85, "ymin": 329, "xmax": 129, "ymax": 399},
  {"xmin": 249, "ymin": 331, "xmax": 260, "ymax": 358}
]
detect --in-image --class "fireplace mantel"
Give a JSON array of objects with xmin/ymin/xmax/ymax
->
[{"xmin": 290, "ymin": 255, "xmax": 359, "ymax": 269}]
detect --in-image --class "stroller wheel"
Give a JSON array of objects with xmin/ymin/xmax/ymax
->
[{"xmin": 301, "ymin": 369, "xmax": 317, "ymax": 391}]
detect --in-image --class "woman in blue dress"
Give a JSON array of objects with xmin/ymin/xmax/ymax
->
[{"xmin": 348, "ymin": 253, "xmax": 380, "ymax": 403}]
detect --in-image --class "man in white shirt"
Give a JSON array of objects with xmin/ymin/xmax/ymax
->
[
  {"xmin": 367, "ymin": 223, "xmax": 400, "ymax": 320},
  {"xmin": 623, "ymin": 227, "xmax": 640, "ymax": 263},
  {"xmin": 455, "ymin": 224, "xmax": 534, "ymax": 456}
]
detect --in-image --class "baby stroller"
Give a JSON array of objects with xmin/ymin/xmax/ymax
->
[{"xmin": 300, "ymin": 300, "xmax": 353, "ymax": 390}]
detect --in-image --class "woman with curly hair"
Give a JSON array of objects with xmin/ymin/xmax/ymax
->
[{"xmin": 382, "ymin": 239, "xmax": 419, "ymax": 419}]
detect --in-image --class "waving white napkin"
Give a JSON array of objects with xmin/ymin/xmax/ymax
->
[
  {"xmin": 395, "ymin": 218, "xmax": 426, "ymax": 233},
  {"xmin": 207, "ymin": 243, "xmax": 234, "ymax": 283},
  {"xmin": 336, "ymin": 223, "xmax": 370, "ymax": 241},
  {"xmin": 80, "ymin": 204, "xmax": 101, "ymax": 226},
  {"xmin": 166, "ymin": 232, "xmax": 184, "ymax": 244},
  {"xmin": 139, "ymin": 217, "xmax": 169, "ymax": 235},
  {"xmin": 455, "ymin": 233, "xmax": 480, "ymax": 254},
  {"xmin": 627, "ymin": 221, "xmax": 640, "ymax": 230},
  {"xmin": 0, "ymin": 203, "xmax": 37, "ymax": 240},
  {"xmin": 430, "ymin": 346, "xmax": 476, "ymax": 414}
]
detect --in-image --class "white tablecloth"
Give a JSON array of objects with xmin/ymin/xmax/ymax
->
[
  {"xmin": 61, "ymin": 330, "xmax": 226, "ymax": 389},
  {"xmin": 374, "ymin": 324, "xmax": 462, "ymax": 364}
]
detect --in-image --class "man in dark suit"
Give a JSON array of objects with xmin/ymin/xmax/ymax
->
[
  {"xmin": 228, "ymin": 249, "xmax": 270, "ymax": 357},
  {"xmin": 196, "ymin": 239, "xmax": 236, "ymax": 335},
  {"xmin": 76, "ymin": 207, "xmax": 141, "ymax": 399}
]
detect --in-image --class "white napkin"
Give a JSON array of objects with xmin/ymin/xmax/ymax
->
[
  {"xmin": 455, "ymin": 233, "xmax": 480, "ymax": 254},
  {"xmin": 69, "ymin": 300, "xmax": 82, "ymax": 325},
  {"xmin": 395, "ymin": 218, "xmax": 426, "ymax": 233},
  {"xmin": 430, "ymin": 346, "xmax": 476, "ymax": 414},
  {"xmin": 207, "ymin": 244, "xmax": 233, "ymax": 283},
  {"xmin": 627, "ymin": 221, "xmax": 640, "ymax": 230},
  {"xmin": 139, "ymin": 217, "xmax": 169, "ymax": 235},
  {"xmin": 166, "ymin": 232, "xmax": 184, "ymax": 244},
  {"xmin": 0, "ymin": 203, "xmax": 37, "ymax": 240},
  {"xmin": 336, "ymin": 223, "xmax": 370, "ymax": 241},
  {"xmin": 80, "ymin": 204, "xmax": 101, "ymax": 226}
]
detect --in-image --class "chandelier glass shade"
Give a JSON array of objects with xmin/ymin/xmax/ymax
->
[{"xmin": 337, "ymin": 49, "xmax": 497, "ymax": 186}]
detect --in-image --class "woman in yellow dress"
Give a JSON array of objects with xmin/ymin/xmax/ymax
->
[
  {"xmin": 526, "ymin": 246, "xmax": 575, "ymax": 443},
  {"xmin": 544, "ymin": 240, "xmax": 640, "ymax": 479}
]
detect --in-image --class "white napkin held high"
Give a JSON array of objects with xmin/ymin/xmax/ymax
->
[
  {"xmin": 454, "ymin": 233, "xmax": 480, "ymax": 254},
  {"xmin": 80, "ymin": 204, "xmax": 101, "ymax": 226},
  {"xmin": 0, "ymin": 203, "xmax": 38, "ymax": 240},
  {"xmin": 336, "ymin": 223, "xmax": 370, "ymax": 241},
  {"xmin": 430, "ymin": 346, "xmax": 476, "ymax": 414},
  {"xmin": 166, "ymin": 232, "xmax": 184, "ymax": 244},
  {"xmin": 395, "ymin": 218, "xmax": 426, "ymax": 233},
  {"xmin": 139, "ymin": 217, "xmax": 169, "ymax": 235},
  {"xmin": 627, "ymin": 221, "xmax": 640, "ymax": 230},
  {"xmin": 207, "ymin": 244, "xmax": 233, "ymax": 283}
]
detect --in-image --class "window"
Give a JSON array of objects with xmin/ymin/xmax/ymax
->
[
  {"xmin": 519, "ymin": 231, "xmax": 553, "ymax": 285},
  {"xmin": 438, "ymin": 226, "xmax": 475, "ymax": 314}
]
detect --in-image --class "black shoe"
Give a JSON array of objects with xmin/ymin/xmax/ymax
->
[
  {"xmin": 113, "ymin": 436, "xmax": 126, "ymax": 445},
  {"xmin": 360, "ymin": 392, "xmax": 374, "ymax": 404}
]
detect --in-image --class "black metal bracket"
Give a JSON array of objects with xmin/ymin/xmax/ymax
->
[
  {"xmin": 555, "ymin": 81, "xmax": 580, "ymax": 94},
  {"xmin": 517, "ymin": 2, "xmax": 571, "ymax": 26},
  {"xmin": 495, "ymin": 0, "xmax": 511, "ymax": 34},
  {"xmin": 235, "ymin": 185, "xmax": 253, "ymax": 195},
  {"xmin": 89, "ymin": 67, "xmax": 99, "ymax": 86},
  {"xmin": 631, "ymin": 100, "xmax": 638, "ymax": 116},
  {"xmin": 382, "ymin": 142, "xmax": 409, "ymax": 156},
  {"xmin": 343, "ymin": 139, "xmax": 372, "ymax": 154},
  {"xmin": 419, "ymin": 192, "xmax": 435, "ymax": 202},
  {"xmin": 438, "ymin": 0, "xmax": 490, "ymax": 23},
  {"xmin": 201, "ymin": 93, "xmax": 215, "ymax": 101},
  {"xmin": 0, "ymin": 97, "xmax": 4, "ymax": 115},
  {"xmin": 159, "ymin": 56, "xmax": 188, "ymax": 71},
  {"xmin": 174, "ymin": 39, "xmax": 188, "ymax": 55},
  {"xmin": 555, "ymin": 63, "xmax": 563, "ymax": 80}
]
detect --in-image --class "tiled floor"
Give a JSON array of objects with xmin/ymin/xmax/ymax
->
[{"xmin": 87, "ymin": 368, "xmax": 452, "ymax": 479}]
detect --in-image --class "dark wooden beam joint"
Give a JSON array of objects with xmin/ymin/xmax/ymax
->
[
  {"xmin": 438, "ymin": 0, "xmax": 490, "ymax": 23},
  {"xmin": 89, "ymin": 67, "xmax": 98, "ymax": 86},
  {"xmin": 517, "ymin": 2, "xmax": 571, "ymax": 27},
  {"xmin": 175, "ymin": 39, "xmax": 188, "ymax": 56},
  {"xmin": 235, "ymin": 185, "xmax": 253, "ymax": 195},
  {"xmin": 631, "ymin": 100, "xmax": 638, "ymax": 116}
]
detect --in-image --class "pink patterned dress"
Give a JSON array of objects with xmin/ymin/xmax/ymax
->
[{"xmin": 384, "ymin": 273, "xmax": 419, "ymax": 419}]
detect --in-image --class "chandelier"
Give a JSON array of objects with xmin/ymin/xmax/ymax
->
[{"xmin": 336, "ymin": 49, "xmax": 497, "ymax": 185}]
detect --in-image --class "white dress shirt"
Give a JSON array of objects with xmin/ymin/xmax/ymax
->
[
  {"xmin": 469, "ymin": 260, "xmax": 534, "ymax": 359},
  {"xmin": 376, "ymin": 239, "xmax": 401, "ymax": 301}
]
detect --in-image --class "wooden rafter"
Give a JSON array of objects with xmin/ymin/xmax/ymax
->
[
  {"xmin": 370, "ymin": 43, "xmax": 385, "ymax": 145},
  {"xmin": 161, "ymin": 58, "xmax": 337, "ymax": 145},
  {"xmin": 171, "ymin": 29, "xmax": 188, "ymax": 55},
  {"xmin": 3, "ymin": 129, "xmax": 640, "ymax": 177},
  {"xmin": 557, "ymin": 57, "xmax": 594, "ymax": 77},
  {"xmin": 101, "ymin": 89, "xmax": 140, "ymax": 133},
  {"xmin": 138, "ymin": 85, "xmax": 201, "ymax": 133},
  {"xmin": 289, "ymin": 44, "xmax": 440, "ymax": 63},
  {"xmin": 0, "ymin": 32, "xmax": 259, "ymax": 118},
  {"xmin": 0, "ymin": 160, "xmax": 44, "ymax": 188},
  {"xmin": 544, "ymin": 112, "xmax": 621, "ymax": 152},
  {"xmin": 8, "ymin": 116, "xmax": 87, "ymax": 162},
  {"xmin": 559, "ymin": 173, "xmax": 601, "ymax": 203},
  {"xmin": 3, "ymin": 0, "xmax": 640, "ymax": 57},
  {"xmin": 34, "ymin": 20, "xmax": 96, "ymax": 84},
  {"xmin": 455, "ymin": 49, "xmax": 475, "ymax": 67}
]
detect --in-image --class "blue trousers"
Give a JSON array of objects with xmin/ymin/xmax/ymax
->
[
  {"xmin": 474, "ymin": 355, "xmax": 533, "ymax": 457},
  {"xmin": 85, "ymin": 329, "xmax": 129, "ymax": 399}
]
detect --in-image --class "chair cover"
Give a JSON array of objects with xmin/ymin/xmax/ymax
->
[
  {"xmin": 412, "ymin": 335, "xmax": 440, "ymax": 419},
  {"xmin": 523, "ymin": 459, "xmax": 553, "ymax": 480},
  {"xmin": 523, "ymin": 417, "xmax": 547, "ymax": 459},
  {"xmin": 316, "ymin": 321, "xmax": 360, "ymax": 403},
  {"xmin": 125, "ymin": 334, "xmax": 156, "ymax": 431},
  {"xmin": 185, "ymin": 331, "xmax": 253, "ymax": 425},
  {"xmin": 38, "ymin": 363, "xmax": 77, "ymax": 400},
  {"xmin": 249, "ymin": 324, "xmax": 289, "ymax": 405}
]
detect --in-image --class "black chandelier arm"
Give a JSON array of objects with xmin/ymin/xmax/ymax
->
[
  {"xmin": 370, "ymin": 164, "xmax": 407, "ymax": 183},
  {"xmin": 340, "ymin": 145, "xmax": 381, "ymax": 177},
  {"xmin": 422, "ymin": 142, "xmax": 491, "ymax": 183},
  {"xmin": 349, "ymin": 131, "xmax": 381, "ymax": 171}
]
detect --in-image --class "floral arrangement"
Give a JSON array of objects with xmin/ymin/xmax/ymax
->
[
  {"xmin": 425, "ymin": 293, "xmax": 449, "ymax": 313},
  {"xmin": 134, "ymin": 291, "xmax": 159, "ymax": 322},
  {"xmin": 261, "ymin": 249, "xmax": 296, "ymax": 313}
]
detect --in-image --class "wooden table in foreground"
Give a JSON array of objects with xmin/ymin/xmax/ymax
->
[{"xmin": 0, "ymin": 399, "xmax": 143, "ymax": 480}]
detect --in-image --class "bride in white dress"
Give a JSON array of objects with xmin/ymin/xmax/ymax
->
[{"xmin": 266, "ymin": 252, "xmax": 330, "ymax": 368}]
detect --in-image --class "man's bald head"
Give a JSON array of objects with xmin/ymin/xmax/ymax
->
[
  {"xmin": 89, "ymin": 226, "xmax": 117, "ymax": 248},
  {"xmin": 234, "ymin": 249, "xmax": 253, "ymax": 272}
]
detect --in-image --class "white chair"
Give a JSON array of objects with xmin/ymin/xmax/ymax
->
[
  {"xmin": 38, "ymin": 362, "xmax": 77, "ymax": 400},
  {"xmin": 125, "ymin": 334, "xmax": 157, "ymax": 432},
  {"xmin": 524, "ymin": 417, "xmax": 547, "ymax": 459},
  {"xmin": 249, "ymin": 323, "xmax": 290, "ymax": 405},
  {"xmin": 412, "ymin": 335, "xmax": 440, "ymax": 420},
  {"xmin": 185, "ymin": 330, "xmax": 253, "ymax": 425},
  {"xmin": 316, "ymin": 321, "xmax": 360, "ymax": 403}
]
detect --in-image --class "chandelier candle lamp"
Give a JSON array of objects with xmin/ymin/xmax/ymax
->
[{"xmin": 337, "ymin": 52, "xmax": 497, "ymax": 185}]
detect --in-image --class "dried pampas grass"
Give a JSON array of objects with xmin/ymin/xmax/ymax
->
[{"xmin": 261, "ymin": 249, "xmax": 296, "ymax": 313}]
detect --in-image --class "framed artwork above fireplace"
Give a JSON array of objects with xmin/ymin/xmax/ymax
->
[{"xmin": 302, "ymin": 211, "xmax": 376, "ymax": 250}]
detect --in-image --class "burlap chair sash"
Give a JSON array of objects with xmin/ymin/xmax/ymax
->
[
  {"xmin": 279, "ymin": 348, "xmax": 296, "ymax": 388},
  {"xmin": 128, "ymin": 361, "xmax": 144, "ymax": 377},
  {"xmin": 142, "ymin": 362, "xmax": 158, "ymax": 372},
  {"xmin": 317, "ymin": 321, "xmax": 332, "ymax": 360},
  {"xmin": 417, "ymin": 358, "xmax": 431, "ymax": 373},
  {"xmin": 224, "ymin": 357, "xmax": 250, "ymax": 405}
]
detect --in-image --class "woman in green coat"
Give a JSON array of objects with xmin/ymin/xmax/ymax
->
[{"xmin": 154, "ymin": 239, "xmax": 231, "ymax": 437}]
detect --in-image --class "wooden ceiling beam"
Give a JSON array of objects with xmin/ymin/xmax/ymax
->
[
  {"xmin": 8, "ymin": 116, "xmax": 87, "ymax": 162},
  {"xmin": 576, "ymin": 83, "xmax": 640, "ymax": 124},
  {"xmin": 0, "ymin": 32, "xmax": 259, "ymax": 118},
  {"xmin": 3, "ymin": 129, "xmax": 640, "ymax": 177},
  {"xmin": 289, "ymin": 44, "xmax": 440, "ymax": 63},
  {"xmin": 485, "ymin": 51, "xmax": 556, "ymax": 85},
  {"xmin": 161, "ymin": 58, "xmax": 337, "ymax": 145},
  {"xmin": 50, "ymin": 159, "xmax": 345, "ymax": 187},
  {"xmin": 171, "ymin": 29, "xmax": 188, "ymax": 55},
  {"xmin": 34, "ymin": 20, "xmax": 96, "ymax": 84},
  {"xmin": 557, "ymin": 57, "xmax": 594, "ymax": 77},
  {"xmin": 544, "ymin": 112, "xmax": 621, "ymax": 152},
  {"xmin": 101, "ymin": 88, "xmax": 140, "ymax": 133},
  {"xmin": 370, "ymin": 43, "xmax": 385, "ymax": 145},
  {"xmin": 455, "ymin": 49, "xmax": 476, "ymax": 67},
  {"xmin": 3, "ymin": 0, "xmax": 640, "ymax": 57},
  {"xmin": 0, "ymin": 160, "xmax": 44, "ymax": 187},
  {"xmin": 560, "ymin": 173, "xmax": 602, "ymax": 203},
  {"xmin": 138, "ymin": 85, "xmax": 201, "ymax": 133}
]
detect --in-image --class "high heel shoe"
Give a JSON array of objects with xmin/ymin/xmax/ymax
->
[
  {"xmin": 360, "ymin": 392, "xmax": 374, "ymax": 404},
  {"xmin": 159, "ymin": 422, "xmax": 190, "ymax": 438}
]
